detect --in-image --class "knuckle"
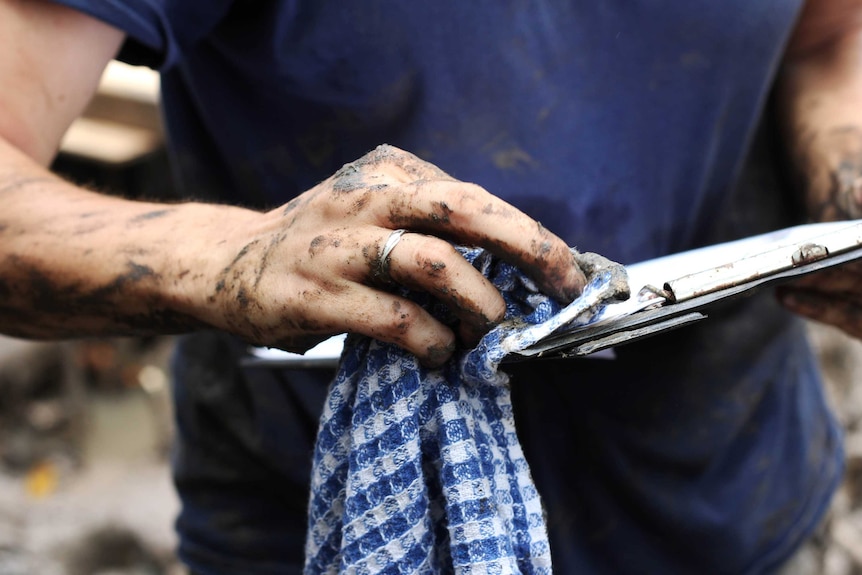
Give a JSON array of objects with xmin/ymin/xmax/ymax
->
[
  {"xmin": 382, "ymin": 299, "xmax": 417, "ymax": 335},
  {"xmin": 410, "ymin": 237, "xmax": 459, "ymax": 272},
  {"xmin": 488, "ymin": 294, "xmax": 506, "ymax": 323},
  {"xmin": 451, "ymin": 182, "xmax": 498, "ymax": 214},
  {"xmin": 457, "ymin": 182, "xmax": 488, "ymax": 199},
  {"xmin": 375, "ymin": 143, "xmax": 406, "ymax": 156},
  {"xmin": 366, "ymin": 143, "xmax": 409, "ymax": 166}
]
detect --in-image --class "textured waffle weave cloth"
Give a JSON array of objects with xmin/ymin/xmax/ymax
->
[{"xmin": 304, "ymin": 248, "xmax": 625, "ymax": 574}]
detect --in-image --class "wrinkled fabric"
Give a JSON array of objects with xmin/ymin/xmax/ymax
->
[{"xmin": 304, "ymin": 249, "xmax": 625, "ymax": 574}]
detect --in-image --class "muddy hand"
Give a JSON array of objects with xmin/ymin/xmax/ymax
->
[
  {"xmin": 778, "ymin": 260, "xmax": 862, "ymax": 338},
  {"xmin": 202, "ymin": 145, "xmax": 585, "ymax": 367}
]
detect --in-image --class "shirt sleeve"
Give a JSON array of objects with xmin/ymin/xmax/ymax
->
[{"xmin": 48, "ymin": 0, "xmax": 233, "ymax": 70}]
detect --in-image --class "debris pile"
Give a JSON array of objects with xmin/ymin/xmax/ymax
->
[{"xmin": 0, "ymin": 336, "xmax": 179, "ymax": 575}]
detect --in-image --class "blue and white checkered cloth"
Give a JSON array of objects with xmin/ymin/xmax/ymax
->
[{"xmin": 305, "ymin": 248, "xmax": 624, "ymax": 574}]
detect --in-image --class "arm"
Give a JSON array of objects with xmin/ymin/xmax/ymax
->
[
  {"xmin": 778, "ymin": 0, "xmax": 862, "ymax": 221},
  {"xmin": 776, "ymin": 0, "xmax": 862, "ymax": 334},
  {"xmin": 0, "ymin": 1, "xmax": 585, "ymax": 366}
]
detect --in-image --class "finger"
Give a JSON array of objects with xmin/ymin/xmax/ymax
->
[
  {"xmin": 313, "ymin": 283, "xmax": 457, "ymax": 368},
  {"xmin": 372, "ymin": 180, "xmax": 586, "ymax": 302},
  {"xmin": 791, "ymin": 260, "xmax": 862, "ymax": 291},
  {"xmin": 778, "ymin": 287, "xmax": 862, "ymax": 339},
  {"xmin": 351, "ymin": 144, "xmax": 456, "ymax": 182},
  {"xmin": 308, "ymin": 227, "xmax": 506, "ymax": 344},
  {"xmin": 328, "ymin": 145, "xmax": 455, "ymax": 194},
  {"xmin": 386, "ymin": 232, "xmax": 507, "ymax": 345}
]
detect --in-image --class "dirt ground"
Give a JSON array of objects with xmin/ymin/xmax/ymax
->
[{"xmin": 1, "ymin": 324, "xmax": 862, "ymax": 574}]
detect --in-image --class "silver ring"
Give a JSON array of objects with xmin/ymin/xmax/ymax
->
[{"xmin": 376, "ymin": 228, "xmax": 407, "ymax": 283}]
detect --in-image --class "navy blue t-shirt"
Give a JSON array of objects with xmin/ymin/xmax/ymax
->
[{"xmin": 53, "ymin": 1, "xmax": 842, "ymax": 573}]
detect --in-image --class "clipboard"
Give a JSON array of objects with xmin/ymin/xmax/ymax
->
[{"xmin": 243, "ymin": 220, "xmax": 862, "ymax": 368}]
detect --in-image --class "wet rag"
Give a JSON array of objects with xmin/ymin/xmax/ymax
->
[{"xmin": 304, "ymin": 248, "xmax": 627, "ymax": 574}]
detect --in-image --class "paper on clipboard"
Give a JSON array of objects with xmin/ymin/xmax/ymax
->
[{"xmin": 243, "ymin": 220, "xmax": 862, "ymax": 368}]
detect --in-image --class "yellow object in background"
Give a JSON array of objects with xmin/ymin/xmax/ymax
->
[{"xmin": 25, "ymin": 461, "xmax": 58, "ymax": 499}]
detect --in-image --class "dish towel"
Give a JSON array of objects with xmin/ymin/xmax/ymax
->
[{"xmin": 304, "ymin": 248, "xmax": 628, "ymax": 575}]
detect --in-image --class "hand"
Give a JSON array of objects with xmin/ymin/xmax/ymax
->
[
  {"xmin": 777, "ymin": 261, "xmax": 862, "ymax": 338},
  {"xmin": 200, "ymin": 145, "xmax": 586, "ymax": 367}
]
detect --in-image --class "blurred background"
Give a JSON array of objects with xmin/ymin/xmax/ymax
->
[
  {"xmin": 2, "ymin": 64, "xmax": 862, "ymax": 575},
  {"xmin": 0, "ymin": 63, "xmax": 184, "ymax": 575}
]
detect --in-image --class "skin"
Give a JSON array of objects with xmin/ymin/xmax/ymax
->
[
  {"xmin": 777, "ymin": 0, "xmax": 862, "ymax": 338},
  {"xmin": 0, "ymin": 0, "xmax": 586, "ymax": 368}
]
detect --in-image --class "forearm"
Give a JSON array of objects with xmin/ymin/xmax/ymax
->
[
  {"xmin": 0, "ymin": 138, "xmax": 256, "ymax": 339},
  {"xmin": 778, "ymin": 22, "xmax": 862, "ymax": 221}
]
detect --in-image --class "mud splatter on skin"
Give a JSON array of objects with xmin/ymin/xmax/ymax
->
[
  {"xmin": 332, "ymin": 163, "xmax": 366, "ymax": 193},
  {"xmin": 352, "ymin": 144, "xmax": 402, "ymax": 170},
  {"xmin": 307, "ymin": 235, "xmax": 343, "ymax": 258},
  {"xmin": 531, "ymin": 239, "xmax": 553, "ymax": 257},
  {"xmin": 387, "ymin": 198, "xmax": 459, "ymax": 231},
  {"xmin": 423, "ymin": 342, "xmax": 456, "ymax": 368},
  {"xmin": 394, "ymin": 320, "xmax": 410, "ymax": 334},
  {"xmin": 574, "ymin": 252, "xmax": 630, "ymax": 301},
  {"xmin": 343, "ymin": 144, "xmax": 455, "ymax": 187},
  {"xmin": 421, "ymin": 259, "xmax": 447, "ymax": 278},
  {"xmin": 481, "ymin": 202, "xmax": 516, "ymax": 217},
  {"xmin": 315, "ymin": 278, "xmax": 348, "ymax": 296},
  {"xmin": 281, "ymin": 190, "xmax": 318, "ymax": 217},
  {"xmin": 207, "ymin": 230, "xmax": 351, "ymax": 349},
  {"xmin": 430, "ymin": 201, "xmax": 453, "ymax": 224},
  {"xmin": 0, "ymin": 302, "xmax": 206, "ymax": 340},
  {"xmin": 796, "ymin": 125, "xmax": 862, "ymax": 221},
  {"xmin": 351, "ymin": 190, "xmax": 373, "ymax": 214},
  {"xmin": 129, "ymin": 209, "xmax": 174, "ymax": 224},
  {"xmin": 71, "ymin": 222, "xmax": 109, "ymax": 236},
  {"xmin": 0, "ymin": 255, "xmax": 204, "ymax": 339},
  {"xmin": 212, "ymin": 256, "xmax": 252, "ymax": 298},
  {"xmin": 236, "ymin": 287, "xmax": 250, "ymax": 310},
  {"xmin": 222, "ymin": 240, "xmax": 260, "ymax": 275},
  {"xmin": 820, "ymin": 156, "xmax": 862, "ymax": 220},
  {"xmin": 362, "ymin": 239, "xmax": 387, "ymax": 285},
  {"xmin": 477, "ymin": 234, "xmax": 582, "ymax": 303},
  {"xmin": 282, "ymin": 196, "xmax": 303, "ymax": 216},
  {"xmin": 83, "ymin": 261, "xmax": 160, "ymax": 301},
  {"xmin": 433, "ymin": 285, "xmax": 498, "ymax": 330},
  {"xmin": 333, "ymin": 162, "xmax": 361, "ymax": 180},
  {"xmin": 253, "ymin": 232, "xmax": 289, "ymax": 291},
  {"xmin": 207, "ymin": 143, "xmax": 559, "ymax": 352},
  {"xmin": 293, "ymin": 316, "xmax": 331, "ymax": 333},
  {"xmin": 0, "ymin": 176, "xmax": 55, "ymax": 195},
  {"xmin": 309, "ymin": 235, "xmax": 327, "ymax": 255},
  {"xmin": 121, "ymin": 246, "xmax": 153, "ymax": 257}
]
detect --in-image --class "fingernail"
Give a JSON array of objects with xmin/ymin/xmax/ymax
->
[
  {"xmin": 421, "ymin": 341, "xmax": 456, "ymax": 369},
  {"xmin": 561, "ymin": 269, "xmax": 587, "ymax": 302}
]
